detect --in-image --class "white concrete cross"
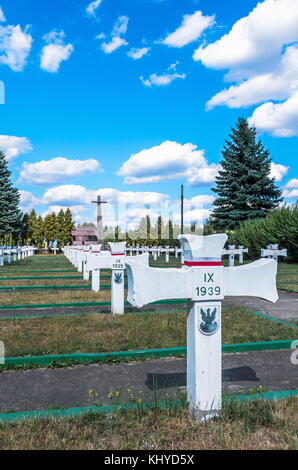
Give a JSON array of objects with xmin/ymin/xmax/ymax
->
[
  {"xmin": 261, "ymin": 244, "xmax": 287, "ymax": 262},
  {"xmin": 223, "ymin": 245, "xmax": 249, "ymax": 266},
  {"xmin": 125, "ymin": 234, "xmax": 278, "ymax": 422},
  {"xmin": 85, "ymin": 242, "xmax": 149, "ymax": 314},
  {"xmin": 4, "ymin": 247, "xmax": 12, "ymax": 264}
]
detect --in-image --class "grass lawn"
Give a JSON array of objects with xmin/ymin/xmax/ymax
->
[
  {"xmin": 0, "ymin": 308, "xmax": 297, "ymax": 358},
  {"xmin": 0, "ymin": 289, "xmax": 112, "ymax": 306},
  {"xmin": 0, "ymin": 397, "xmax": 297, "ymax": 450}
]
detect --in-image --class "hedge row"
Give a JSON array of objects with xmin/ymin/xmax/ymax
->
[{"xmin": 230, "ymin": 204, "xmax": 298, "ymax": 262}]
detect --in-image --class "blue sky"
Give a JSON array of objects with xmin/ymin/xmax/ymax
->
[{"xmin": 0, "ymin": 0, "xmax": 297, "ymax": 230}]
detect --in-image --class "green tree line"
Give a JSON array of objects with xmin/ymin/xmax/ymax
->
[
  {"xmin": 22, "ymin": 208, "xmax": 75, "ymax": 248},
  {"xmin": 229, "ymin": 204, "xmax": 298, "ymax": 262}
]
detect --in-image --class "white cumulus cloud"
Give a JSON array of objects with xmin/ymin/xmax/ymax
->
[
  {"xmin": 118, "ymin": 140, "xmax": 220, "ymax": 186},
  {"xmin": 193, "ymin": 0, "xmax": 298, "ymax": 70},
  {"xmin": 285, "ymin": 178, "xmax": 298, "ymax": 188},
  {"xmin": 282, "ymin": 178, "xmax": 298, "ymax": 199},
  {"xmin": 99, "ymin": 16, "xmax": 129, "ymax": 54},
  {"xmin": 0, "ymin": 135, "xmax": 32, "ymax": 161},
  {"xmin": 162, "ymin": 10, "xmax": 215, "ymax": 48},
  {"xmin": 248, "ymin": 90, "xmax": 298, "ymax": 137},
  {"xmin": 194, "ymin": 0, "xmax": 298, "ymax": 137},
  {"xmin": 40, "ymin": 30, "xmax": 73, "ymax": 73},
  {"xmin": 206, "ymin": 45, "xmax": 298, "ymax": 110},
  {"xmin": 19, "ymin": 157, "xmax": 102, "ymax": 184},
  {"xmin": 0, "ymin": 24, "xmax": 32, "ymax": 71},
  {"xmin": 86, "ymin": 0, "xmax": 103, "ymax": 18},
  {"xmin": 269, "ymin": 162, "xmax": 289, "ymax": 181},
  {"xmin": 42, "ymin": 185, "xmax": 169, "ymax": 207},
  {"xmin": 140, "ymin": 63, "xmax": 186, "ymax": 87},
  {"xmin": 101, "ymin": 36, "xmax": 128, "ymax": 54},
  {"xmin": 0, "ymin": 7, "xmax": 6, "ymax": 23},
  {"xmin": 127, "ymin": 47, "xmax": 150, "ymax": 60},
  {"xmin": 19, "ymin": 190, "xmax": 40, "ymax": 213}
]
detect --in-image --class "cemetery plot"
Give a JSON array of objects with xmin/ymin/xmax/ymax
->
[
  {"xmin": 0, "ymin": 254, "xmax": 128, "ymax": 302},
  {"xmin": 0, "ymin": 308, "xmax": 297, "ymax": 359}
]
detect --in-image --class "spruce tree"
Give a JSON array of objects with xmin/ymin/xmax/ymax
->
[
  {"xmin": 28, "ymin": 209, "xmax": 37, "ymax": 243},
  {"xmin": 0, "ymin": 150, "xmax": 23, "ymax": 238},
  {"xmin": 157, "ymin": 215, "xmax": 163, "ymax": 241},
  {"xmin": 56, "ymin": 209, "xmax": 65, "ymax": 247},
  {"xmin": 168, "ymin": 219, "xmax": 173, "ymax": 240},
  {"xmin": 146, "ymin": 214, "xmax": 151, "ymax": 240},
  {"xmin": 20, "ymin": 213, "xmax": 30, "ymax": 244},
  {"xmin": 32, "ymin": 215, "xmax": 44, "ymax": 247},
  {"xmin": 44, "ymin": 213, "xmax": 57, "ymax": 244},
  {"xmin": 211, "ymin": 117, "xmax": 283, "ymax": 231},
  {"xmin": 64, "ymin": 208, "xmax": 74, "ymax": 245}
]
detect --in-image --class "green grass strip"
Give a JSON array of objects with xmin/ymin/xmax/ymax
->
[
  {"xmin": 277, "ymin": 287, "xmax": 298, "ymax": 293},
  {"xmin": 1, "ymin": 339, "xmax": 296, "ymax": 368},
  {"xmin": 0, "ymin": 285, "xmax": 93, "ymax": 291},
  {"xmin": 0, "ymin": 301, "xmax": 111, "ymax": 310},
  {"xmin": 0, "ymin": 275, "xmax": 120, "ymax": 280},
  {"xmin": 247, "ymin": 309, "xmax": 298, "ymax": 330},
  {"xmin": 277, "ymin": 281, "xmax": 298, "ymax": 284},
  {"xmin": 0, "ymin": 298, "xmax": 186, "ymax": 310},
  {"xmin": 0, "ymin": 270, "xmax": 76, "ymax": 274},
  {"xmin": 0, "ymin": 285, "xmax": 130, "ymax": 291},
  {"xmin": 0, "ymin": 389, "xmax": 297, "ymax": 423},
  {"xmin": 0, "ymin": 276, "xmax": 83, "ymax": 280}
]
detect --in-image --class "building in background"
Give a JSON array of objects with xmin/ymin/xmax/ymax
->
[{"xmin": 71, "ymin": 225, "xmax": 97, "ymax": 245}]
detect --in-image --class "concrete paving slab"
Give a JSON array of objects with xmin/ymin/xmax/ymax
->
[
  {"xmin": 223, "ymin": 290, "xmax": 298, "ymax": 321},
  {"xmin": 0, "ymin": 349, "xmax": 297, "ymax": 412}
]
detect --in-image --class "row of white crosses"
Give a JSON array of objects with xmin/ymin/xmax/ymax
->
[
  {"xmin": 126, "ymin": 244, "xmax": 251, "ymax": 266},
  {"xmin": 0, "ymin": 246, "xmax": 36, "ymax": 266},
  {"xmin": 125, "ymin": 245, "xmax": 183, "ymax": 263},
  {"xmin": 222, "ymin": 245, "xmax": 248, "ymax": 267},
  {"xmin": 125, "ymin": 234, "xmax": 278, "ymax": 422},
  {"xmin": 63, "ymin": 243, "xmax": 149, "ymax": 314},
  {"xmin": 261, "ymin": 244, "xmax": 287, "ymax": 262}
]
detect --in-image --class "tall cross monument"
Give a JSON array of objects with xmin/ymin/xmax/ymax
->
[{"xmin": 91, "ymin": 195, "xmax": 107, "ymax": 245}]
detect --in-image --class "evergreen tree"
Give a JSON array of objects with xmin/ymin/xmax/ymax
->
[
  {"xmin": 146, "ymin": 214, "xmax": 151, "ymax": 240},
  {"xmin": 168, "ymin": 219, "xmax": 174, "ymax": 240},
  {"xmin": 115, "ymin": 225, "xmax": 120, "ymax": 241},
  {"xmin": 157, "ymin": 215, "xmax": 162, "ymax": 241},
  {"xmin": 28, "ymin": 209, "xmax": 37, "ymax": 243},
  {"xmin": 32, "ymin": 215, "xmax": 44, "ymax": 247},
  {"xmin": 56, "ymin": 209, "xmax": 65, "ymax": 246},
  {"xmin": 211, "ymin": 117, "xmax": 283, "ymax": 231},
  {"xmin": 64, "ymin": 208, "xmax": 74, "ymax": 245},
  {"xmin": 20, "ymin": 213, "xmax": 30, "ymax": 244},
  {"xmin": 44, "ymin": 212, "xmax": 57, "ymax": 244},
  {"xmin": 0, "ymin": 150, "xmax": 23, "ymax": 238}
]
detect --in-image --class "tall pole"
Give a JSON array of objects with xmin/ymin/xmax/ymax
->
[
  {"xmin": 91, "ymin": 195, "xmax": 107, "ymax": 245},
  {"xmin": 181, "ymin": 184, "xmax": 184, "ymax": 235}
]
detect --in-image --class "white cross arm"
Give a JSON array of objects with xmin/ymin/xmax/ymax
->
[
  {"xmin": 223, "ymin": 248, "xmax": 248, "ymax": 255},
  {"xmin": 86, "ymin": 253, "xmax": 126, "ymax": 271},
  {"xmin": 261, "ymin": 248, "xmax": 287, "ymax": 257},
  {"xmin": 126, "ymin": 264, "xmax": 192, "ymax": 308},
  {"xmin": 126, "ymin": 258, "xmax": 278, "ymax": 308},
  {"xmin": 223, "ymin": 258, "xmax": 278, "ymax": 303}
]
